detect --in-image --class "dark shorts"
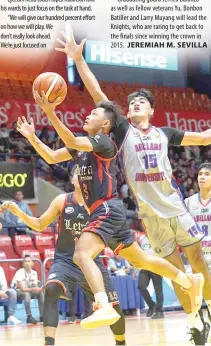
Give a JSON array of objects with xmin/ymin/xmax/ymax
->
[
  {"xmin": 83, "ymin": 198, "xmax": 135, "ymax": 253},
  {"xmin": 46, "ymin": 256, "xmax": 119, "ymax": 305}
]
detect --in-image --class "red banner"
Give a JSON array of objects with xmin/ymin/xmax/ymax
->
[
  {"xmin": 0, "ymin": 99, "xmax": 92, "ymax": 133},
  {"xmin": 0, "ymin": 99, "xmax": 210, "ymax": 133}
]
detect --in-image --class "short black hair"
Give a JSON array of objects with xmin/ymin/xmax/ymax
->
[
  {"xmin": 198, "ymin": 163, "xmax": 211, "ymax": 172},
  {"xmin": 128, "ymin": 88, "xmax": 155, "ymax": 108},
  {"xmin": 97, "ymin": 100, "xmax": 122, "ymax": 132},
  {"xmin": 23, "ymin": 254, "xmax": 31, "ymax": 259}
]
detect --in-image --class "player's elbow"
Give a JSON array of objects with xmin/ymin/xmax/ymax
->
[{"xmin": 92, "ymin": 91, "xmax": 108, "ymax": 105}]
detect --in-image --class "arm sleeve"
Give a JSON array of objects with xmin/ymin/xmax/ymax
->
[
  {"xmin": 161, "ymin": 127, "xmax": 185, "ymax": 146},
  {"xmin": 112, "ymin": 115, "xmax": 130, "ymax": 149},
  {"xmin": 88, "ymin": 134, "xmax": 116, "ymax": 158}
]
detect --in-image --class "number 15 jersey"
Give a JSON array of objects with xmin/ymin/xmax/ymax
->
[{"xmin": 113, "ymin": 117, "xmax": 186, "ymax": 218}]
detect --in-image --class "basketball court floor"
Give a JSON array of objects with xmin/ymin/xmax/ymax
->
[{"xmin": 1, "ymin": 311, "xmax": 209, "ymax": 346}]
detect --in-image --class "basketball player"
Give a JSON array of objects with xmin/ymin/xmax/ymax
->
[
  {"xmin": 2, "ymin": 175, "xmax": 127, "ymax": 346},
  {"xmin": 54, "ymin": 30, "xmax": 211, "ymax": 342},
  {"xmin": 185, "ymin": 163, "xmax": 211, "ymax": 324},
  {"xmin": 17, "ymin": 99, "xmax": 203, "ymax": 332}
]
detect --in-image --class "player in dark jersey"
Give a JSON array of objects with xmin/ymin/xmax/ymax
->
[
  {"xmin": 16, "ymin": 93, "xmax": 205, "ymax": 332},
  {"xmin": 2, "ymin": 174, "xmax": 126, "ymax": 346},
  {"xmin": 55, "ymin": 30, "xmax": 211, "ymax": 343}
]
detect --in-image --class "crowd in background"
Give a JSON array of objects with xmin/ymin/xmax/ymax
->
[{"xmin": 1, "ymin": 123, "xmax": 211, "ymax": 198}]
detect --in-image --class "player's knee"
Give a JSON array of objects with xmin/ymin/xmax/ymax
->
[
  {"xmin": 45, "ymin": 282, "xmax": 63, "ymax": 302},
  {"xmin": 189, "ymin": 250, "xmax": 205, "ymax": 270},
  {"xmin": 73, "ymin": 249, "xmax": 88, "ymax": 266}
]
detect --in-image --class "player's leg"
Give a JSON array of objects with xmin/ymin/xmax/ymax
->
[
  {"xmin": 183, "ymin": 242, "xmax": 211, "ymax": 315},
  {"xmin": 138, "ymin": 270, "xmax": 156, "ymax": 317},
  {"xmin": 43, "ymin": 260, "xmax": 72, "ymax": 346},
  {"xmin": 119, "ymin": 241, "xmax": 204, "ymax": 315},
  {"xmin": 79, "ymin": 260, "xmax": 126, "ymax": 345},
  {"xmin": 150, "ymin": 272, "xmax": 164, "ymax": 318},
  {"xmin": 165, "ymin": 247, "xmax": 208, "ymax": 344},
  {"xmin": 43, "ymin": 281, "xmax": 64, "ymax": 346},
  {"xmin": 73, "ymin": 231, "xmax": 121, "ymax": 328},
  {"xmin": 176, "ymin": 211, "xmax": 211, "ymax": 316},
  {"xmin": 143, "ymin": 214, "xmax": 209, "ymax": 344}
]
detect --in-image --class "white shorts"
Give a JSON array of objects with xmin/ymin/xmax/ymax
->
[{"xmin": 142, "ymin": 212, "xmax": 205, "ymax": 258}]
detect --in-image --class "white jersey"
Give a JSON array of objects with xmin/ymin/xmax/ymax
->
[
  {"xmin": 185, "ymin": 193, "xmax": 211, "ymax": 269},
  {"xmin": 185, "ymin": 193, "xmax": 211, "ymax": 246},
  {"xmin": 114, "ymin": 119, "xmax": 186, "ymax": 218}
]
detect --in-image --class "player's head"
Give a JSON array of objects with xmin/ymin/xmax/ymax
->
[
  {"xmin": 198, "ymin": 163, "xmax": 211, "ymax": 190},
  {"xmin": 23, "ymin": 255, "xmax": 34, "ymax": 270},
  {"xmin": 83, "ymin": 100, "xmax": 121, "ymax": 135},
  {"xmin": 127, "ymin": 88, "xmax": 155, "ymax": 124}
]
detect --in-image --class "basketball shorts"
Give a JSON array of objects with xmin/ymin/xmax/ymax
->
[
  {"xmin": 46, "ymin": 255, "xmax": 119, "ymax": 305},
  {"xmin": 83, "ymin": 198, "xmax": 135, "ymax": 253},
  {"xmin": 143, "ymin": 211, "xmax": 205, "ymax": 257}
]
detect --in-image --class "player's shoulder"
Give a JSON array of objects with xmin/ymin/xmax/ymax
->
[
  {"xmin": 53, "ymin": 193, "xmax": 67, "ymax": 206},
  {"xmin": 185, "ymin": 193, "xmax": 199, "ymax": 205}
]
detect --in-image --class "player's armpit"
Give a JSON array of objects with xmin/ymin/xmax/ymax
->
[
  {"xmin": 67, "ymin": 137, "xmax": 93, "ymax": 152},
  {"xmin": 181, "ymin": 129, "xmax": 211, "ymax": 146}
]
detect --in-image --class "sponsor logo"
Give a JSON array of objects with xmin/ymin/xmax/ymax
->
[
  {"xmin": 65, "ymin": 207, "xmax": 74, "ymax": 214},
  {"xmin": 0, "ymin": 173, "xmax": 27, "ymax": 187},
  {"xmin": 85, "ymin": 40, "xmax": 178, "ymax": 71}
]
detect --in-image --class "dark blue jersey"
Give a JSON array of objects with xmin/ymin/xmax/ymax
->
[{"xmin": 55, "ymin": 193, "xmax": 88, "ymax": 258}]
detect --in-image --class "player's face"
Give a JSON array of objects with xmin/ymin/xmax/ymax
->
[
  {"xmin": 83, "ymin": 108, "xmax": 109, "ymax": 135},
  {"xmin": 198, "ymin": 169, "xmax": 211, "ymax": 190},
  {"xmin": 127, "ymin": 97, "xmax": 153, "ymax": 122}
]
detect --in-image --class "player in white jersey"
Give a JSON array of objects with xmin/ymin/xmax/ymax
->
[
  {"xmin": 185, "ymin": 163, "xmax": 211, "ymax": 268},
  {"xmin": 185, "ymin": 163, "xmax": 211, "ymax": 312},
  {"xmin": 55, "ymin": 30, "xmax": 211, "ymax": 344}
]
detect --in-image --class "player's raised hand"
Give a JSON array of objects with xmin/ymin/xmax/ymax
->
[
  {"xmin": 1, "ymin": 201, "xmax": 21, "ymax": 217},
  {"xmin": 55, "ymin": 28, "xmax": 86, "ymax": 61},
  {"xmin": 33, "ymin": 91, "xmax": 61, "ymax": 115},
  {"xmin": 17, "ymin": 116, "xmax": 35, "ymax": 139}
]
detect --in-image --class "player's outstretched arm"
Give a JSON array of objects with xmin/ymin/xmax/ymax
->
[
  {"xmin": 33, "ymin": 92, "xmax": 94, "ymax": 152},
  {"xmin": 17, "ymin": 116, "xmax": 72, "ymax": 164},
  {"xmin": 2, "ymin": 195, "xmax": 64, "ymax": 232},
  {"xmin": 56, "ymin": 29, "xmax": 108, "ymax": 105},
  {"xmin": 181, "ymin": 129, "xmax": 211, "ymax": 146}
]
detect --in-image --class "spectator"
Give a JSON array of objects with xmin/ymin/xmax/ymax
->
[
  {"xmin": 186, "ymin": 159, "xmax": 198, "ymax": 179},
  {"xmin": 135, "ymin": 234, "xmax": 164, "ymax": 319},
  {"xmin": 11, "ymin": 255, "xmax": 44, "ymax": 324},
  {"xmin": 4, "ymin": 191, "xmax": 32, "ymax": 238},
  {"xmin": 187, "ymin": 188, "xmax": 195, "ymax": 197},
  {"xmin": 9, "ymin": 121, "xmax": 35, "ymax": 159},
  {"xmin": 0, "ymin": 265, "xmax": 21, "ymax": 324},
  {"xmin": 108, "ymin": 255, "xmax": 131, "ymax": 276},
  {"xmin": 0, "ymin": 124, "xmax": 10, "ymax": 161},
  {"xmin": 38, "ymin": 127, "xmax": 51, "ymax": 146}
]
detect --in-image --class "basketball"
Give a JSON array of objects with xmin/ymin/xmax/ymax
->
[{"xmin": 32, "ymin": 72, "xmax": 67, "ymax": 104}]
